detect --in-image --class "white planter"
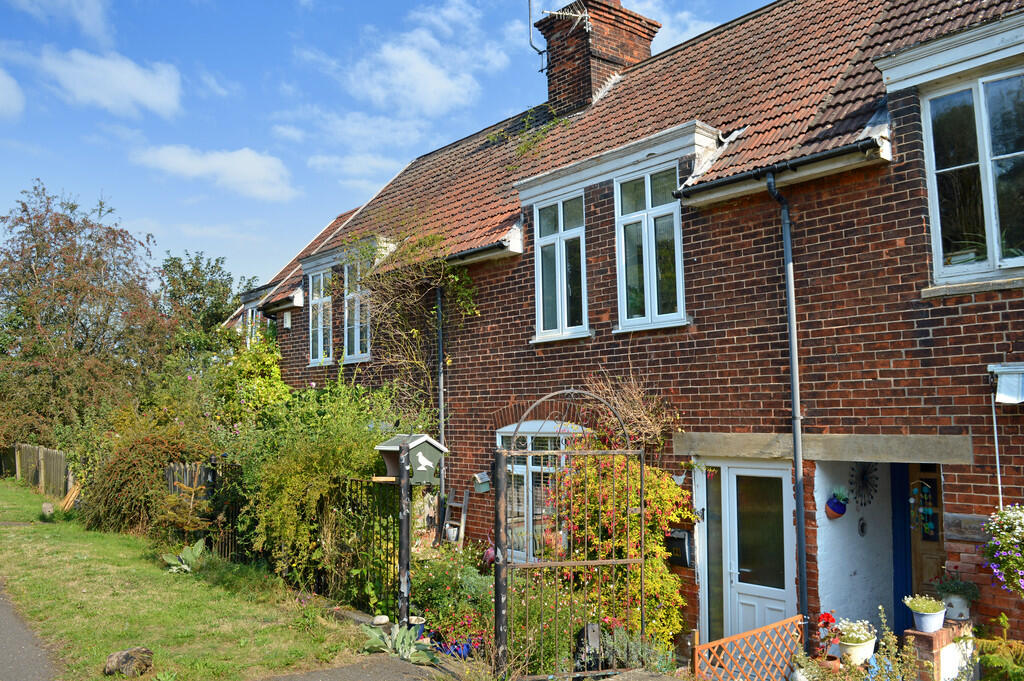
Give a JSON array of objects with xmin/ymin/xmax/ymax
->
[
  {"xmin": 941, "ymin": 594, "xmax": 971, "ymax": 620},
  {"xmin": 839, "ymin": 637, "xmax": 876, "ymax": 665},
  {"xmin": 446, "ymin": 526, "xmax": 459, "ymax": 542},
  {"xmin": 789, "ymin": 667, "xmax": 809, "ymax": 681},
  {"xmin": 911, "ymin": 608, "xmax": 946, "ymax": 633}
]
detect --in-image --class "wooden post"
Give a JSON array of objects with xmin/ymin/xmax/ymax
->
[
  {"xmin": 14, "ymin": 444, "xmax": 21, "ymax": 481},
  {"xmin": 38, "ymin": 446, "xmax": 45, "ymax": 494}
]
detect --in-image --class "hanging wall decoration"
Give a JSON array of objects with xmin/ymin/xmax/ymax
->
[{"xmin": 849, "ymin": 461, "xmax": 879, "ymax": 509}]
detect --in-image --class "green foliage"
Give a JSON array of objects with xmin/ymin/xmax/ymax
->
[
  {"xmin": 933, "ymin": 569, "xmax": 981, "ymax": 602},
  {"xmin": 904, "ymin": 594, "xmax": 946, "ymax": 613},
  {"xmin": 599, "ymin": 626, "xmax": 676, "ymax": 673},
  {"xmin": 210, "ymin": 334, "xmax": 291, "ymax": 425},
  {"xmin": 977, "ymin": 613, "xmax": 1024, "ymax": 681},
  {"xmin": 81, "ymin": 415, "xmax": 211, "ymax": 534},
  {"xmin": 412, "ymin": 546, "xmax": 493, "ymax": 649},
  {"xmin": 831, "ymin": 487, "xmax": 850, "ymax": 505},
  {"xmin": 983, "ymin": 505, "xmax": 1024, "ymax": 599},
  {"xmin": 163, "ymin": 538, "xmax": 207, "ymax": 574},
  {"xmin": 160, "ymin": 250, "xmax": 255, "ymax": 336},
  {"xmin": 360, "ymin": 623, "xmax": 439, "ymax": 666}
]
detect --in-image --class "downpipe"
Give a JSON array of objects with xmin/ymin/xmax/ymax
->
[{"xmin": 765, "ymin": 172, "xmax": 810, "ymax": 646}]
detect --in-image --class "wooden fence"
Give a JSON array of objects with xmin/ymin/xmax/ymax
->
[
  {"xmin": 5, "ymin": 443, "xmax": 72, "ymax": 498},
  {"xmin": 693, "ymin": 615, "xmax": 805, "ymax": 681}
]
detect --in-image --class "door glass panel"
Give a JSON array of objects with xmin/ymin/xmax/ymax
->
[
  {"xmin": 650, "ymin": 168, "xmax": 677, "ymax": 207},
  {"xmin": 623, "ymin": 221, "xmax": 645, "ymax": 319},
  {"xmin": 563, "ymin": 196, "xmax": 584, "ymax": 230},
  {"xmin": 931, "ymin": 89, "xmax": 978, "ymax": 169},
  {"xmin": 986, "ymin": 74, "xmax": 1024, "ymax": 157},
  {"xmin": 937, "ymin": 166, "xmax": 987, "ymax": 265},
  {"xmin": 565, "ymin": 237, "xmax": 584, "ymax": 328},
  {"xmin": 620, "ymin": 178, "xmax": 645, "ymax": 215},
  {"xmin": 538, "ymin": 204, "xmax": 559, "ymax": 237},
  {"xmin": 735, "ymin": 475, "xmax": 785, "ymax": 589},
  {"xmin": 707, "ymin": 471, "xmax": 724, "ymax": 642},
  {"xmin": 653, "ymin": 214, "xmax": 678, "ymax": 315},
  {"xmin": 540, "ymin": 244, "xmax": 558, "ymax": 330},
  {"xmin": 995, "ymin": 155, "xmax": 1024, "ymax": 260}
]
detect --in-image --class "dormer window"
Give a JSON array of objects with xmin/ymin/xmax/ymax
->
[
  {"xmin": 308, "ymin": 270, "xmax": 333, "ymax": 366},
  {"xmin": 532, "ymin": 194, "xmax": 589, "ymax": 342},
  {"xmin": 924, "ymin": 69, "xmax": 1024, "ymax": 282}
]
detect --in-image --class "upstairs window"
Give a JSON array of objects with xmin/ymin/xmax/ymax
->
[
  {"xmin": 343, "ymin": 261, "xmax": 370, "ymax": 363},
  {"xmin": 533, "ymin": 195, "xmax": 588, "ymax": 341},
  {"xmin": 308, "ymin": 270, "xmax": 332, "ymax": 365},
  {"xmin": 925, "ymin": 69, "xmax": 1024, "ymax": 282},
  {"xmin": 615, "ymin": 165, "xmax": 685, "ymax": 330},
  {"xmin": 245, "ymin": 306, "xmax": 264, "ymax": 347}
]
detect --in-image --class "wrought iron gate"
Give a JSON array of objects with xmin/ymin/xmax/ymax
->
[{"xmin": 494, "ymin": 390, "xmax": 649, "ymax": 679}]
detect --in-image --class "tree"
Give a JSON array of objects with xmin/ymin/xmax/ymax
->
[
  {"xmin": 159, "ymin": 250, "xmax": 255, "ymax": 335},
  {"xmin": 0, "ymin": 181, "xmax": 175, "ymax": 445}
]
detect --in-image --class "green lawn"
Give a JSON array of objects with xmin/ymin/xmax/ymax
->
[{"xmin": 0, "ymin": 478, "xmax": 362, "ymax": 681}]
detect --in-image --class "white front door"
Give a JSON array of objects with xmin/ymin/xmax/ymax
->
[{"xmin": 694, "ymin": 460, "xmax": 797, "ymax": 641}]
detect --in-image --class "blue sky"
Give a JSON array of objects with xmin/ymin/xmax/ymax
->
[{"xmin": 0, "ymin": 0, "xmax": 764, "ymax": 285}]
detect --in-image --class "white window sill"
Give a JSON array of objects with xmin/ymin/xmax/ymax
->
[
  {"xmin": 613, "ymin": 315, "xmax": 693, "ymax": 334},
  {"xmin": 342, "ymin": 354, "xmax": 372, "ymax": 365},
  {"xmin": 530, "ymin": 328, "xmax": 593, "ymax": 344},
  {"xmin": 307, "ymin": 359, "xmax": 335, "ymax": 368},
  {"xmin": 921, "ymin": 275, "xmax": 1024, "ymax": 299}
]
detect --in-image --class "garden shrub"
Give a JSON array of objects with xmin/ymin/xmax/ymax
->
[
  {"xmin": 412, "ymin": 546, "xmax": 493, "ymax": 649},
  {"xmin": 81, "ymin": 415, "xmax": 212, "ymax": 535}
]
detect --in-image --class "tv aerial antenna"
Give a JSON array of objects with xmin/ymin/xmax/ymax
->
[{"xmin": 542, "ymin": 1, "xmax": 592, "ymax": 33}]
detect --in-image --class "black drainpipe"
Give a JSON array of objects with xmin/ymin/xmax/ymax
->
[
  {"xmin": 436, "ymin": 286, "xmax": 446, "ymax": 498},
  {"xmin": 765, "ymin": 172, "xmax": 810, "ymax": 644}
]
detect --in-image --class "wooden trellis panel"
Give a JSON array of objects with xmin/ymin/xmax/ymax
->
[{"xmin": 694, "ymin": 615, "xmax": 805, "ymax": 681}]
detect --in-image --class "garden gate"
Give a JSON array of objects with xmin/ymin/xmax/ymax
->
[{"xmin": 494, "ymin": 389, "xmax": 648, "ymax": 679}]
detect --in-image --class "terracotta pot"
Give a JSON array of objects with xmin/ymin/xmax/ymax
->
[
  {"xmin": 816, "ymin": 655, "xmax": 841, "ymax": 672},
  {"xmin": 825, "ymin": 498, "xmax": 847, "ymax": 519}
]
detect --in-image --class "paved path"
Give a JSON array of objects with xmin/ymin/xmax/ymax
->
[
  {"xmin": 265, "ymin": 654, "xmax": 443, "ymax": 681},
  {"xmin": 0, "ymin": 585, "xmax": 56, "ymax": 681}
]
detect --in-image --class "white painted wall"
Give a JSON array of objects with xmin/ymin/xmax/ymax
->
[{"xmin": 815, "ymin": 461, "xmax": 894, "ymax": 630}]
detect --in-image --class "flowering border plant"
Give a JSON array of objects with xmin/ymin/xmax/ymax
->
[
  {"xmin": 837, "ymin": 619, "xmax": 875, "ymax": 645},
  {"xmin": 815, "ymin": 612, "xmax": 842, "ymax": 658},
  {"xmin": 983, "ymin": 504, "xmax": 1024, "ymax": 599}
]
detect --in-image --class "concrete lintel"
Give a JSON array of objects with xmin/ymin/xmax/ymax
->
[
  {"xmin": 673, "ymin": 432, "xmax": 974, "ymax": 464},
  {"xmin": 944, "ymin": 513, "xmax": 990, "ymax": 543}
]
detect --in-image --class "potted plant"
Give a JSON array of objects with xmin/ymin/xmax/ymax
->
[
  {"xmin": 931, "ymin": 570, "xmax": 980, "ymax": 620},
  {"xmin": 813, "ymin": 612, "xmax": 842, "ymax": 671},
  {"xmin": 903, "ymin": 594, "xmax": 946, "ymax": 633},
  {"xmin": 837, "ymin": 619, "xmax": 876, "ymax": 665},
  {"xmin": 825, "ymin": 488, "xmax": 849, "ymax": 520},
  {"xmin": 983, "ymin": 504, "xmax": 1024, "ymax": 599}
]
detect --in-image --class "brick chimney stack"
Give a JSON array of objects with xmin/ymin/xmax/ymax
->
[{"xmin": 536, "ymin": 0, "xmax": 660, "ymax": 115}]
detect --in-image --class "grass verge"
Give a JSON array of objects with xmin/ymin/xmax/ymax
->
[{"xmin": 0, "ymin": 478, "xmax": 361, "ymax": 681}]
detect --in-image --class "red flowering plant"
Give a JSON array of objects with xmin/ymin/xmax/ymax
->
[{"xmin": 814, "ymin": 611, "xmax": 842, "ymax": 659}]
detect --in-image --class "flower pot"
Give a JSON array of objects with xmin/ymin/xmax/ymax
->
[
  {"xmin": 839, "ymin": 637, "xmax": 876, "ymax": 665},
  {"xmin": 408, "ymin": 616, "xmax": 426, "ymax": 639},
  {"xmin": 825, "ymin": 498, "xmax": 847, "ymax": 519},
  {"xmin": 941, "ymin": 594, "xmax": 970, "ymax": 621},
  {"xmin": 446, "ymin": 526, "xmax": 459, "ymax": 542},
  {"xmin": 435, "ymin": 638, "xmax": 472, "ymax": 659},
  {"xmin": 816, "ymin": 655, "xmax": 841, "ymax": 672},
  {"xmin": 910, "ymin": 608, "xmax": 946, "ymax": 633},
  {"xmin": 790, "ymin": 666, "xmax": 809, "ymax": 681}
]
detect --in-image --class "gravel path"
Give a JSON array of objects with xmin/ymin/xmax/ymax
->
[{"xmin": 0, "ymin": 584, "xmax": 56, "ymax": 681}]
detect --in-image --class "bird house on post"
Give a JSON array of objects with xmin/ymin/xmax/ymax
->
[{"xmin": 374, "ymin": 434, "xmax": 447, "ymax": 486}]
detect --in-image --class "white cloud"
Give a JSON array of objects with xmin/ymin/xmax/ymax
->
[
  {"xmin": 7, "ymin": 0, "xmax": 112, "ymax": 46},
  {"xmin": 502, "ymin": 19, "xmax": 528, "ymax": 47},
  {"xmin": 271, "ymin": 124, "xmax": 306, "ymax": 143},
  {"xmin": 338, "ymin": 178, "xmax": 386, "ymax": 197},
  {"xmin": 276, "ymin": 106, "xmax": 428, "ymax": 151},
  {"xmin": 627, "ymin": 1, "xmax": 717, "ymax": 54},
  {"xmin": 198, "ymin": 69, "xmax": 240, "ymax": 98},
  {"xmin": 0, "ymin": 68, "xmax": 25, "ymax": 118},
  {"xmin": 38, "ymin": 48, "xmax": 181, "ymax": 118},
  {"xmin": 307, "ymin": 153, "xmax": 404, "ymax": 177},
  {"xmin": 133, "ymin": 145, "xmax": 298, "ymax": 201},
  {"xmin": 299, "ymin": 0, "xmax": 510, "ymax": 118}
]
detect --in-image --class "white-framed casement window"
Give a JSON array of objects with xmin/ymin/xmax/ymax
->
[
  {"xmin": 924, "ymin": 68, "xmax": 1024, "ymax": 282},
  {"xmin": 496, "ymin": 421, "xmax": 585, "ymax": 562},
  {"xmin": 533, "ymin": 194, "xmax": 588, "ymax": 342},
  {"xmin": 614, "ymin": 164, "xmax": 686, "ymax": 331},
  {"xmin": 342, "ymin": 261, "xmax": 370, "ymax": 363},
  {"xmin": 244, "ymin": 306, "xmax": 263, "ymax": 347},
  {"xmin": 308, "ymin": 270, "xmax": 333, "ymax": 366}
]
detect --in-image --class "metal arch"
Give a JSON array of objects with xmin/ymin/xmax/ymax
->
[{"xmin": 507, "ymin": 388, "xmax": 632, "ymax": 448}]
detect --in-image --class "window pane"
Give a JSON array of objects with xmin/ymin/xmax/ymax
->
[
  {"xmin": 650, "ymin": 168, "xmax": 677, "ymax": 207},
  {"xmin": 532, "ymin": 436, "xmax": 560, "ymax": 451},
  {"xmin": 311, "ymin": 274, "xmax": 321, "ymax": 299},
  {"xmin": 736, "ymin": 475, "xmax": 785, "ymax": 589},
  {"xmin": 322, "ymin": 304, "xmax": 331, "ymax": 357},
  {"xmin": 620, "ymin": 178, "xmax": 645, "ymax": 215},
  {"xmin": 931, "ymin": 89, "xmax": 978, "ymax": 170},
  {"xmin": 540, "ymin": 244, "xmax": 558, "ymax": 330},
  {"xmin": 995, "ymin": 155, "xmax": 1024, "ymax": 260},
  {"xmin": 538, "ymin": 204, "xmax": 559, "ymax": 237},
  {"xmin": 937, "ymin": 166, "xmax": 987, "ymax": 265},
  {"xmin": 360, "ymin": 308, "xmax": 370, "ymax": 355},
  {"xmin": 653, "ymin": 215, "xmax": 678, "ymax": 315},
  {"xmin": 565, "ymin": 237, "xmax": 584, "ymax": 328},
  {"xmin": 310, "ymin": 305, "xmax": 320, "ymax": 359},
  {"xmin": 986, "ymin": 74, "xmax": 1024, "ymax": 157},
  {"xmin": 562, "ymin": 196, "xmax": 584, "ymax": 230},
  {"xmin": 623, "ymin": 221, "xmax": 646, "ymax": 319},
  {"xmin": 346, "ymin": 298, "xmax": 356, "ymax": 354}
]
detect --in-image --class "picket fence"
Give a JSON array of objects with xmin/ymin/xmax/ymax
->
[{"xmin": 2, "ymin": 443, "xmax": 72, "ymax": 498}]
